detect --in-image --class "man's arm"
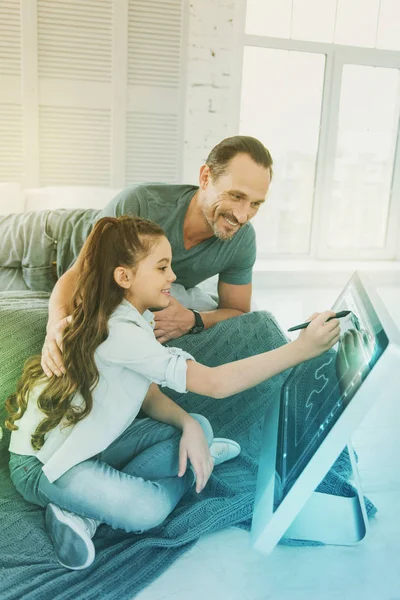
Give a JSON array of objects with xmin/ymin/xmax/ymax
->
[
  {"xmin": 199, "ymin": 280, "xmax": 251, "ymax": 330},
  {"xmin": 48, "ymin": 266, "xmax": 78, "ymax": 324},
  {"xmin": 153, "ymin": 281, "xmax": 252, "ymax": 343},
  {"xmin": 41, "ymin": 262, "xmax": 81, "ymax": 377}
]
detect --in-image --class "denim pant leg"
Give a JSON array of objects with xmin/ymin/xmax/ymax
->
[
  {"xmin": 0, "ymin": 211, "xmax": 57, "ymax": 291},
  {"xmin": 99, "ymin": 412, "xmax": 214, "ymax": 479},
  {"xmin": 0, "ymin": 266, "xmax": 29, "ymax": 290},
  {"xmin": 9, "ymin": 414, "xmax": 213, "ymax": 533}
]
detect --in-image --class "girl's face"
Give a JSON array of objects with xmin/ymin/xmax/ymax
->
[{"xmin": 121, "ymin": 236, "xmax": 176, "ymax": 314}]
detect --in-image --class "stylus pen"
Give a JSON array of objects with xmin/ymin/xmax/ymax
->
[{"xmin": 287, "ymin": 310, "xmax": 352, "ymax": 332}]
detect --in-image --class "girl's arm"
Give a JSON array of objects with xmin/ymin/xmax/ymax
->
[
  {"xmin": 141, "ymin": 384, "xmax": 213, "ymax": 493},
  {"xmin": 186, "ymin": 311, "xmax": 341, "ymax": 399},
  {"xmin": 141, "ymin": 383, "xmax": 194, "ymax": 430}
]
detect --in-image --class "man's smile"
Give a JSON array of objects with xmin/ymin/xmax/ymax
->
[{"xmin": 222, "ymin": 215, "xmax": 239, "ymax": 228}]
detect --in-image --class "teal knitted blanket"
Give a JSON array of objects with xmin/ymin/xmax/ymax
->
[{"xmin": 0, "ymin": 296, "xmax": 376, "ymax": 600}]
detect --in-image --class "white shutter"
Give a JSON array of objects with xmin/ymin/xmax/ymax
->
[
  {"xmin": 0, "ymin": 104, "xmax": 23, "ymax": 182},
  {"xmin": 0, "ymin": 0, "xmax": 21, "ymax": 75},
  {"xmin": 0, "ymin": 0, "xmax": 23, "ymax": 183},
  {"xmin": 39, "ymin": 106, "xmax": 111, "ymax": 185},
  {"xmin": 37, "ymin": 0, "xmax": 112, "ymax": 83},
  {"xmin": 37, "ymin": 0, "xmax": 113, "ymax": 186},
  {"xmin": 126, "ymin": 112, "xmax": 179, "ymax": 182},
  {"xmin": 128, "ymin": 0, "xmax": 182, "ymax": 88},
  {"xmin": 126, "ymin": 0, "xmax": 185, "ymax": 183},
  {"xmin": 1, "ymin": 0, "xmax": 186, "ymax": 189}
]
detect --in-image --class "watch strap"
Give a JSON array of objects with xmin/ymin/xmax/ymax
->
[{"xmin": 188, "ymin": 309, "xmax": 204, "ymax": 333}]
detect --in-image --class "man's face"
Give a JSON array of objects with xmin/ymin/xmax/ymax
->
[{"xmin": 199, "ymin": 153, "xmax": 271, "ymax": 241}]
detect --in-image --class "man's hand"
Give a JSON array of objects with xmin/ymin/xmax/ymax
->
[
  {"xmin": 178, "ymin": 418, "xmax": 214, "ymax": 493},
  {"xmin": 41, "ymin": 315, "xmax": 72, "ymax": 378},
  {"xmin": 153, "ymin": 297, "xmax": 195, "ymax": 343}
]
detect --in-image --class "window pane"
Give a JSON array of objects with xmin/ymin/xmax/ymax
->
[
  {"xmin": 327, "ymin": 65, "xmax": 400, "ymax": 249},
  {"xmin": 334, "ymin": 0, "xmax": 380, "ymax": 47},
  {"xmin": 240, "ymin": 47, "xmax": 325, "ymax": 254},
  {"xmin": 245, "ymin": 0, "xmax": 292, "ymax": 38},
  {"xmin": 377, "ymin": 0, "xmax": 400, "ymax": 51},
  {"xmin": 292, "ymin": 0, "xmax": 337, "ymax": 43}
]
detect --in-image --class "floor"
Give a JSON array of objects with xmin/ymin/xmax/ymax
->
[{"xmin": 136, "ymin": 282, "xmax": 400, "ymax": 600}]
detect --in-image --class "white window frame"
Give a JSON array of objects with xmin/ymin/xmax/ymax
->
[{"xmin": 234, "ymin": 32, "xmax": 400, "ymax": 261}]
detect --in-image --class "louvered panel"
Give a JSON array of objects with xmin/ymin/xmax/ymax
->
[
  {"xmin": 128, "ymin": 0, "xmax": 183, "ymax": 88},
  {"xmin": 0, "ymin": 0, "xmax": 21, "ymax": 75},
  {"xmin": 0, "ymin": 104, "xmax": 23, "ymax": 181},
  {"xmin": 37, "ymin": 0, "xmax": 112, "ymax": 83},
  {"xmin": 126, "ymin": 112, "xmax": 179, "ymax": 183},
  {"xmin": 39, "ymin": 106, "xmax": 111, "ymax": 185}
]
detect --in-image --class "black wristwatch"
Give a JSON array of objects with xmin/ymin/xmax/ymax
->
[{"xmin": 188, "ymin": 309, "xmax": 205, "ymax": 334}]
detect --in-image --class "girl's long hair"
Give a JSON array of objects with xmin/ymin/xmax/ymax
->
[{"xmin": 5, "ymin": 216, "xmax": 165, "ymax": 450}]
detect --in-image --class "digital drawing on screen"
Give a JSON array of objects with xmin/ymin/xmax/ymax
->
[{"xmin": 274, "ymin": 276, "xmax": 389, "ymax": 507}]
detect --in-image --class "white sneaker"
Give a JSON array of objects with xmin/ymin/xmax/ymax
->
[
  {"xmin": 210, "ymin": 438, "xmax": 241, "ymax": 466},
  {"xmin": 45, "ymin": 503, "xmax": 98, "ymax": 570}
]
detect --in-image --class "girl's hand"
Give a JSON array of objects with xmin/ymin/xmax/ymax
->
[
  {"xmin": 178, "ymin": 418, "xmax": 214, "ymax": 493},
  {"xmin": 297, "ymin": 310, "xmax": 341, "ymax": 359}
]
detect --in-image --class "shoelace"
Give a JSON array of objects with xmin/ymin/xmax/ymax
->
[{"xmin": 212, "ymin": 445, "xmax": 228, "ymax": 458}]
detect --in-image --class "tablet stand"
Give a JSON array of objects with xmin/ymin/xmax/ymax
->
[{"xmin": 283, "ymin": 441, "xmax": 369, "ymax": 545}]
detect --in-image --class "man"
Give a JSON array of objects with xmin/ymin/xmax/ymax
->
[{"xmin": 0, "ymin": 135, "xmax": 273, "ymax": 377}]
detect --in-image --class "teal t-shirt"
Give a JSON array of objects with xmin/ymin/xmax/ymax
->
[{"xmin": 58, "ymin": 183, "xmax": 256, "ymax": 289}]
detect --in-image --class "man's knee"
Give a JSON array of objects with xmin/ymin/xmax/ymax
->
[
  {"xmin": 243, "ymin": 309, "xmax": 281, "ymax": 327},
  {"xmin": 237, "ymin": 310, "xmax": 288, "ymax": 342}
]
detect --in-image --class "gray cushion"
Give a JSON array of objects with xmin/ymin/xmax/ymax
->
[{"xmin": 0, "ymin": 292, "xmax": 49, "ymax": 453}]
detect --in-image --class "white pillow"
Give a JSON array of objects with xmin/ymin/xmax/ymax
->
[
  {"xmin": 0, "ymin": 183, "xmax": 25, "ymax": 215},
  {"xmin": 24, "ymin": 186, "xmax": 122, "ymax": 212}
]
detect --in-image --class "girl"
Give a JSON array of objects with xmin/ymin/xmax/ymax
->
[{"xmin": 5, "ymin": 216, "xmax": 340, "ymax": 571}]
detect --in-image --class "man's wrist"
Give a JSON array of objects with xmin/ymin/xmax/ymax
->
[
  {"xmin": 46, "ymin": 312, "xmax": 68, "ymax": 332},
  {"xmin": 188, "ymin": 309, "xmax": 205, "ymax": 334},
  {"xmin": 187, "ymin": 308, "xmax": 196, "ymax": 330}
]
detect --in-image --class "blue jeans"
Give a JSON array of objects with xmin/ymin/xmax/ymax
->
[{"xmin": 9, "ymin": 413, "xmax": 213, "ymax": 533}]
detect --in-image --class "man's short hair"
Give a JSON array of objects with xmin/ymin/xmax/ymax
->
[{"xmin": 205, "ymin": 135, "xmax": 273, "ymax": 181}]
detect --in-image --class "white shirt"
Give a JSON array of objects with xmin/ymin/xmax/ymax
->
[{"xmin": 9, "ymin": 299, "xmax": 194, "ymax": 482}]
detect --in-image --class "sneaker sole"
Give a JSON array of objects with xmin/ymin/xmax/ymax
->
[{"xmin": 45, "ymin": 504, "xmax": 95, "ymax": 570}]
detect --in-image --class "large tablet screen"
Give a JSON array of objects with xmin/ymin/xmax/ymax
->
[{"xmin": 274, "ymin": 275, "xmax": 389, "ymax": 507}]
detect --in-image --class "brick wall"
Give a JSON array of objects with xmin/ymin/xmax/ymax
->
[{"xmin": 182, "ymin": 0, "xmax": 246, "ymax": 182}]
